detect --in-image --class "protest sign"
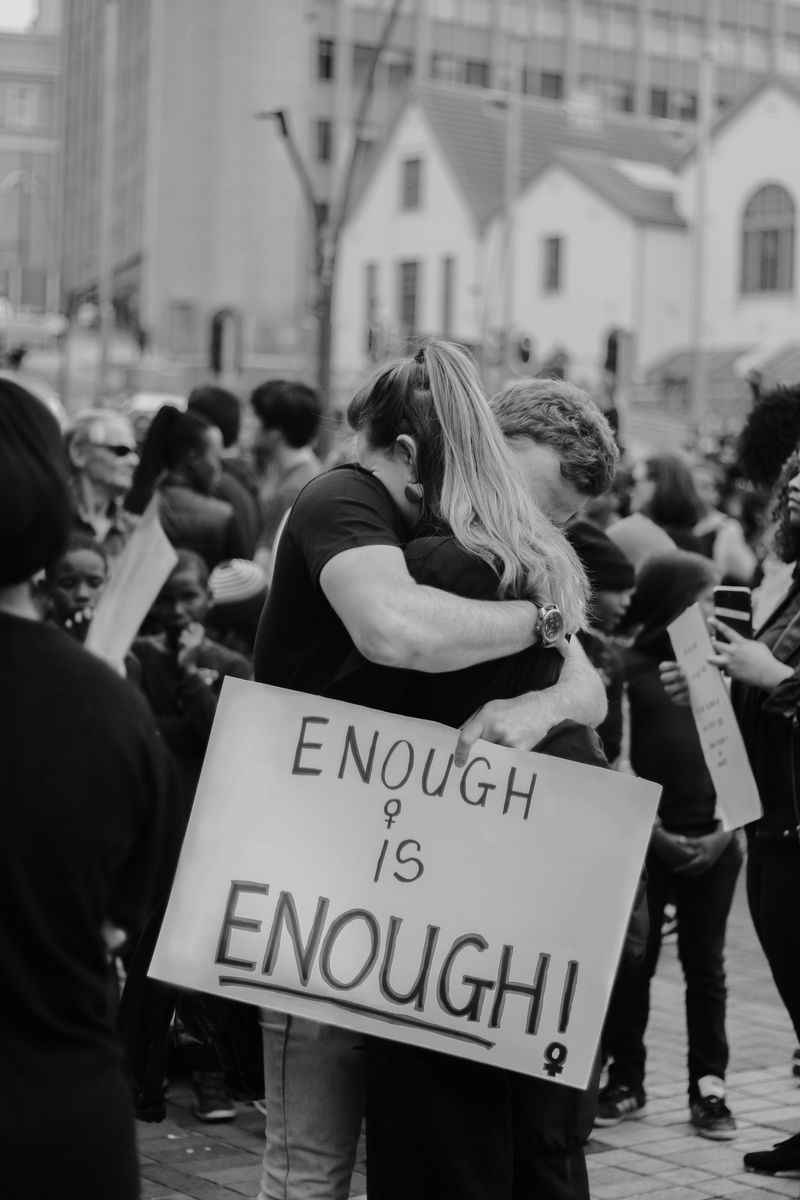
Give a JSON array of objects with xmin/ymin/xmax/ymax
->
[
  {"xmin": 150, "ymin": 679, "xmax": 660, "ymax": 1089},
  {"xmin": 669, "ymin": 603, "xmax": 762, "ymax": 830},
  {"xmin": 85, "ymin": 498, "xmax": 177, "ymax": 667}
]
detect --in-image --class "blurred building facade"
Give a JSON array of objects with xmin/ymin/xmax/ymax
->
[
  {"xmin": 57, "ymin": 0, "xmax": 800, "ymax": 389},
  {"xmin": 0, "ymin": 0, "xmax": 61, "ymax": 315}
]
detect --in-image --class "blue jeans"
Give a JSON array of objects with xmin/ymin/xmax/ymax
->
[{"xmin": 258, "ymin": 1011, "xmax": 365, "ymax": 1200}]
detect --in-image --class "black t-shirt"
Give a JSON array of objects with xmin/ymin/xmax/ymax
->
[
  {"xmin": 253, "ymin": 464, "xmax": 408, "ymax": 694},
  {"xmin": 325, "ymin": 535, "xmax": 562, "ymax": 727}
]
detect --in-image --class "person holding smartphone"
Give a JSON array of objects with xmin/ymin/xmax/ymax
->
[
  {"xmin": 596, "ymin": 551, "xmax": 741, "ymax": 1140},
  {"xmin": 661, "ymin": 449, "xmax": 800, "ymax": 1177}
]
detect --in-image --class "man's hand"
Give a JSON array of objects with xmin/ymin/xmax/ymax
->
[
  {"xmin": 708, "ymin": 618, "xmax": 794, "ymax": 691},
  {"xmin": 455, "ymin": 693, "xmax": 558, "ymax": 767},
  {"xmin": 673, "ymin": 829, "xmax": 733, "ymax": 877},
  {"xmin": 659, "ymin": 661, "xmax": 691, "ymax": 705},
  {"xmin": 453, "ymin": 638, "xmax": 607, "ymax": 766}
]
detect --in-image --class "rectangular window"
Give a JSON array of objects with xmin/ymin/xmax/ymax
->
[
  {"xmin": 543, "ymin": 236, "xmax": 563, "ymax": 293},
  {"xmin": 540, "ymin": 71, "xmax": 564, "ymax": 99},
  {"xmin": 464, "ymin": 59, "xmax": 490, "ymax": 88},
  {"xmin": 316, "ymin": 119, "xmax": 333, "ymax": 163},
  {"xmin": 387, "ymin": 50, "xmax": 414, "ymax": 89},
  {"xmin": 440, "ymin": 255, "xmax": 455, "ymax": 335},
  {"xmin": 398, "ymin": 260, "xmax": 420, "ymax": 337},
  {"xmin": 317, "ymin": 38, "xmax": 335, "ymax": 81},
  {"xmin": 6, "ymin": 83, "xmax": 39, "ymax": 128},
  {"xmin": 353, "ymin": 42, "xmax": 375, "ymax": 87},
  {"xmin": 650, "ymin": 87, "xmax": 669, "ymax": 118},
  {"xmin": 430, "ymin": 52, "xmax": 457, "ymax": 81},
  {"xmin": 401, "ymin": 157, "xmax": 422, "ymax": 210}
]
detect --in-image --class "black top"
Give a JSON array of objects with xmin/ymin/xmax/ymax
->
[
  {"xmin": 0, "ymin": 611, "xmax": 173, "ymax": 1085},
  {"xmin": 254, "ymin": 464, "xmax": 407, "ymax": 694},
  {"xmin": 624, "ymin": 644, "xmax": 717, "ymax": 832},
  {"xmin": 326, "ymin": 535, "xmax": 562, "ymax": 727},
  {"xmin": 733, "ymin": 582, "xmax": 800, "ymax": 834}
]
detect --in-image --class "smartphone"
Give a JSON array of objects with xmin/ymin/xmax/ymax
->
[{"xmin": 712, "ymin": 586, "xmax": 753, "ymax": 639}]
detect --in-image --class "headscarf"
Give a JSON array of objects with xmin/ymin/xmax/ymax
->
[
  {"xmin": 630, "ymin": 550, "xmax": 718, "ymax": 660},
  {"xmin": 0, "ymin": 379, "xmax": 71, "ymax": 585}
]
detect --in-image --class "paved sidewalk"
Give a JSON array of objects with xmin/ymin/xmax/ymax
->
[{"xmin": 137, "ymin": 874, "xmax": 800, "ymax": 1199}]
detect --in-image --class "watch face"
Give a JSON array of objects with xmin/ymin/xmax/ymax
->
[{"xmin": 540, "ymin": 606, "xmax": 563, "ymax": 645}]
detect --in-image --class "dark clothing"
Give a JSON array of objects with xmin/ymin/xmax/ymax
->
[
  {"xmin": 127, "ymin": 635, "xmax": 251, "ymax": 817},
  {"xmin": 579, "ymin": 630, "xmax": 624, "ymax": 764},
  {"xmin": 327, "ymin": 535, "xmax": 562, "ymax": 721},
  {"xmin": 624, "ymin": 647, "xmax": 717, "ymax": 832},
  {"xmin": 325, "ymin": 535, "xmax": 601, "ymax": 1200},
  {"xmin": 603, "ymin": 839, "xmax": 741, "ymax": 1099},
  {"xmin": 0, "ymin": 612, "xmax": 172, "ymax": 1199},
  {"xmin": 120, "ymin": 634, "xmax": 258, "ymax": 1112},
  {"xmin": 254, "ymin": 464, "xmax": 407, "ymax": 693},
  {"xmin": 216, "ymin": 464, "xmax": 260, "ymax": 559},
  {"xmin": 730, "ymin": 580, "xmax": 800, "ymax": 1051},
  {"xmin": 602, "ymin": 636, "xmax": 740, "ymax": 1101},
  {"xmin": 157, "ymin": 479, "xmax": 247, "ymax": 568},
  {"xmin": 732, "ymin": 583, "xmax": 800, "ymax": 836}
]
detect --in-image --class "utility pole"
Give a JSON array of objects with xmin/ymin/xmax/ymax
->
[
  {"xmin": 688, "ymin": 0, "xmax": 718, "ymax": 442},
  {"xmin": 97, "ymin": 0, "xmax": 118, "ymax": 404},
  {"xmin": 256, "ymin": 0, "xmax": 404, "ymax": 458}
]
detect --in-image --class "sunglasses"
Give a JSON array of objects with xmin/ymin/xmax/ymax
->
[{"xmin": 90, "ymin": 442, "xmax": 137, "ymax": 457}]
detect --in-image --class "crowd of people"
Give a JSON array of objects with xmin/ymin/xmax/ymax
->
[{"xmin": 4, "ymin": 346, "xmax": 800, "ymax": 1200}]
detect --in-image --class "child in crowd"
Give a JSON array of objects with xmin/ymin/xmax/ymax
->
[
  {"xmin": 597, "ymin": 550, "xmax": 741, "ymax": 1140},
  {"xmin": 42, "ymin": 531, "xmax": 109, "ymax": 642},
  {"xmin": 118, "ymin": 549, "xmax": 262, "ymax": 1124}
]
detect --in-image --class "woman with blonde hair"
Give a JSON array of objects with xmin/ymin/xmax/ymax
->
[{"xmin": 253, "ymin": 339, "xmax": 604, "ymax": 1200}]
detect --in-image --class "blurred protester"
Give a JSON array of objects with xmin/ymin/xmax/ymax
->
[
  {"xmin": 693, "ymin": 459, "xmax": 758, "ymax": 585},
  {"xmin": 660, "ymin": 448, "xmax": 800, "ymax": 1175},
  {"xmin": 126, "ymin": 405, "xmax": 248, "ymax": 567},
  {"xmin": 119, "ymin": 549, "xmax": 260, "ymax": 1124},
  {"xmin": 187, "ymin": 384, "xmax": 261, "ymax": 556},
  {"xmin": 606, "ymin": 512, "xmax": 676, "ymax": 573},
  {"xmin": 598, "ymin": 551, "xmax": 741, "ymax": 1141},
  {"xmin": 253, "ymin": 344, "xmax": 611, "ymax": 1200},
  {"xmin": 206, "ymin": 557, "xmax": 269, "ymax": 660},
  {"xmin": 0, "ymin": 379, "xmax": 173, "ymax": 1200},
  {"xmin": 43, "ymin": 531, "xmax": 109, "ymax": 643},
  {"xmin": 65, "ymin": 408, "xmax": 140, "ymax": 561},
  {"xmin": 629, "ymin": 453, "xmax": 704, "ymax": 552},
  {"xmin": 567, "ymin": 518, "xmax": 636, "ymax": 765},
  {"xmin": 250, "ymin": 379, "xmax": 323, "ymax": 570}
]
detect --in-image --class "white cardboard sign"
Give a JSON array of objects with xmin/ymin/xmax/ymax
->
[
  {"xmin": 668, "ymin": 603, "xmax": 762, "ymax": 830},
  {"xmin": 149, "ymin": 679, "xmax": 660, "ymax": 1089},
  {"xmin": 85, "ymin": 498, "xmax": 177, "ymax": 668}
]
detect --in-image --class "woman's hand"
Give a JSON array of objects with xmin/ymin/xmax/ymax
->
[
  {"xmin": 659, "ymin": 661, "xmax": 691, "ymax": 705},
  {"xmin": 708, "ymin": 618, "xmax": 794, "ymax": 691},
  {"xmin": 673, "ymin": 829, "xmax": 733, "ymax": 877}
]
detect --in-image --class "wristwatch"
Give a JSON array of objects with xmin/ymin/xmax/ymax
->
[{"xmin": 535, "ymin": 602, "xmax": 564, "ymax": 649}]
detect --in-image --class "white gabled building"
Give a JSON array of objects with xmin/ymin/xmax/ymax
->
[
  {"xmin": 335, "ymin": 82, "xmax": 688, "ymax": 388},
  {"xmin": 335, "ymin": 77, "xmax": 800, "ymax": 407}
]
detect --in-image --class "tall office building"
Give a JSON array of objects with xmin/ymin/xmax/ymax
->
[
  {"xmin": 58, "ymin": 0, "xmax": 800, "ymax": 380},
  {"xmin": 0, "ymin": 0, "xmax": 61, "ymax": 314}
]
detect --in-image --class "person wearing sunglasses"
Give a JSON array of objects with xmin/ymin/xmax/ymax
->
[{"xmin": 66, "ymin": 409, "xmax": 140, "ymax": 562}]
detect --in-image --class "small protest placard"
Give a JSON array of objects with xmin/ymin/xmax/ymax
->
[
  {"xmin": 85, "ymin": 499, "xmax": 177, "ymax": 668},
  {"xmin": 668, "ymin": 603, "xmax": 762, "ymax": 830},
  {"xmin": 149, "ymin": 679, "xmax": 660, "ymax": 1089}
]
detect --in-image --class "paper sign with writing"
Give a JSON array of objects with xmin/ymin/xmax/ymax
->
[
  {"xmin": 85, "ymin": 498, "xmax": 177, "ymax": 668},
  {"xmin": 668, "ymin": 603, "xmax": 762, "ymax": 830},
  {"xmin": 150, "ymin": 679, "xmax": 660, "ymax": 1089}
]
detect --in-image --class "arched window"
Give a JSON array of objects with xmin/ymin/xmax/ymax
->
[{"xmin": 741, "ymin": 185, "xmax": 795, "ymax": 294}]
